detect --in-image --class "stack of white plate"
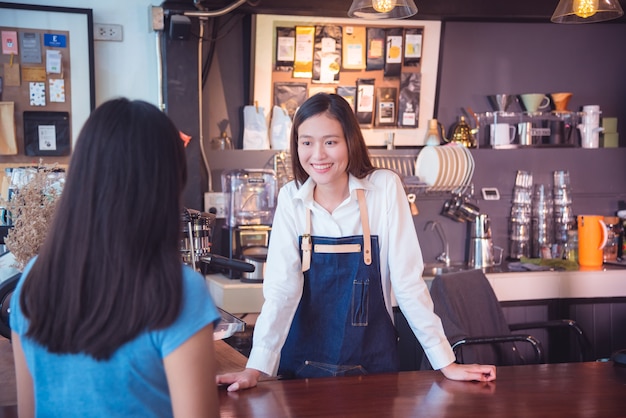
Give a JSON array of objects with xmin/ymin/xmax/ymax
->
[{"xmin": 414, "ymin": 144, "xmax": 475, "ymax": 191}]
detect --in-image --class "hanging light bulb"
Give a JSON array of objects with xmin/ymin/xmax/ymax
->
[
  {"xmin": 551, "ymin": 0, "xmax": 624, "ymax": 23},
  {"xmin": 348, "ymin": 0, "xmax": 417, "ymax": 19},
  {"xmin": 573, "ymin": 0, "xmax": 598, "ymax": 18},
  {"xmin": 372, "ymin": 0, "xmax": 395, "ymax": 13}
]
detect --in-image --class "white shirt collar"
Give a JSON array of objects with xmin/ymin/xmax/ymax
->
[{"xmin": 292, "ymin": 172, "xmax": 377, "ymax": 205}]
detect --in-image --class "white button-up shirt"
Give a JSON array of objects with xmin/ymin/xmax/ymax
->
[{"xmin": 247, "ymin": 169, "xmax": 455, "ymax": 376}]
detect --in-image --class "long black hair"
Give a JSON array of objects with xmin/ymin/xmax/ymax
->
[
  {"xmin": 290, "ymin": 93, "xmax": 376, "ymax": 186},
  {"xmin": 20, "ymin": 98, "xmax": 188, "ymax": 360}
]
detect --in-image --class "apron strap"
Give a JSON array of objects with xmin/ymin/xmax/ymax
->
[
  {"xmin": 301, "ymin": 189, "xmax": 371, "ymax": 272},
  {"xmin": 301, "ymin": 208, "xmax": 312, "ymax": 272},
  {"xmin": 357, "ymin": 189, "xmax": 372, "ymax": 266}
]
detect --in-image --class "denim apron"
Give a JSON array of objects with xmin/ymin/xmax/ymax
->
[{"xmin": 278, "ymin": 189, "xmax": 399, "ymax": 379}]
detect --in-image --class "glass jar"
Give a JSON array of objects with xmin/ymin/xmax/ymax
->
[
  {"xmin": 603, "ymin": 216, "xmax": 621, "ymax": 262},
  {"xmin": 563, "ymin": 229, "xmax": 578, "ymax": 263}
]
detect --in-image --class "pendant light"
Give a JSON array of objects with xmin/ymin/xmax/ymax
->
[
  {"xmin": 348, "ymin": 0, "xmax": 418, "ymax": 19},
  {"xmin": 551, "ymin": 0, "xmax": 624, "ymax": 23}
]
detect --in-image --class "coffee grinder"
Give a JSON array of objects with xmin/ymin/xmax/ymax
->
[{"xmin": 221, "ymin": 169, "xmax": 277, "ymax": 281}]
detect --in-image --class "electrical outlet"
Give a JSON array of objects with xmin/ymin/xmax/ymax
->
[
  {"xmin": 205, "ymin": 192, "xmax": 228, "ymax": 219},
  {"xmin": 94, "ymin": 23, "xmax": 123, "ymax": 42}
]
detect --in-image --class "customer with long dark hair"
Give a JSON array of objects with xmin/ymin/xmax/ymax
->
[
  {"xmin": 217, "ymin": 93, "xmax": 495, "ymax": 391},
  {"xmin": 10, "ymin": 98, "xmax": 220, "ymax": 417}
]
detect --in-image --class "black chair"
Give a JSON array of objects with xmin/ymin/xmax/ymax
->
[
  {"xmin": 0, "ymin": 272, "xmax": 20, "ymax": 340},
  {"xmin": 429, "ymin": 269, "xmax": 592, "ymax": 366}
]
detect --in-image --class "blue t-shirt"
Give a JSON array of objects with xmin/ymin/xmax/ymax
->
[{"xmin": 10, "ymin": 260, "xmax": 220, "ymax": 417}]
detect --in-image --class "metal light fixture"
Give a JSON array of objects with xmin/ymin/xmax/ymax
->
[
  {"xmin": 551, "ymin": 0, "xmax": 624, "ymax": 23},
  {"xmin": 348, "ymin": 0, "xmax": 418, "ymax": 19}
]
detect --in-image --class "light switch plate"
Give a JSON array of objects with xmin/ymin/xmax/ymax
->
[{"xmin": 481, "ymin": 187, "xmax": 500, "ymax": 200}]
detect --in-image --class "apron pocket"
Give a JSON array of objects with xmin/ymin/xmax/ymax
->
[
  {"xmin": 351, "ymin": 279, "xmax": 369, "ymax": 326},
  {"xmin": 297, "ymin": 361, "xmax": 367, "ymax": 378}
]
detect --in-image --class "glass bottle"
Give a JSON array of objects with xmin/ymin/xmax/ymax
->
[{"xmin": 564, "ymin": 229, "xmax": 578, "ymax": 263}]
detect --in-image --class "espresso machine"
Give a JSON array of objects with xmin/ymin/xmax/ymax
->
[
  {"xmin": 220, "ymin": 169, "xmax": 278, "ymax": 281},
  {"xmin": 180, "ymin": 208, "xmax": 255, "ymax": 275}
]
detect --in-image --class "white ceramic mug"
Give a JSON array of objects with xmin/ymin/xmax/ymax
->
[
  {"xmin": 490, "ymin": 123, "xmax": 516, "ymax": 146},
  {"xmin": 520, "ymin": 94, "xmax": 551, "ymax": 113}
]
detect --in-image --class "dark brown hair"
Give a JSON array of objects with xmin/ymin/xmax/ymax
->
[
  {"xmin": 20, "ymin": 98, "xmax": 187, "ymax": 360},
  {"xmin": 290, "ymin": 93, "xmax": 376, "ymax": 186}
]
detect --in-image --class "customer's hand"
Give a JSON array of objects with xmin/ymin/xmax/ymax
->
[
  {"xmin": 440, "ymin": 362, "xmax": 496, "ymax": 382},
  {"xmin": 216, "ymin": 368, "xmax": 262, "ymax": 392}
]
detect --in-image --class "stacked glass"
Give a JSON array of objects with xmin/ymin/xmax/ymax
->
[
  {"xmin": 553, "ymin": 170, "xmax": 574, "ymax": 257},
  {"xmin": 509, "ymin": 170, "xmax": 533, "ymax": 260},
  {"xmin": 531, "ymin": 184, "xmax": 554, "ymax": 258}
]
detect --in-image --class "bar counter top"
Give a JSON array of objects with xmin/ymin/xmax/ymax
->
[
  {"xmin": 206, "ymin": 265, "xmax": 626, "ymax": 314},
  {"xmin": 218, "ymin": 361, "xmax": 626, "ymax": 417}
]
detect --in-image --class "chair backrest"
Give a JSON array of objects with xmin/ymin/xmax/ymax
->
[
  {"xmin": 0, "ymin": 272, "xmax": 20, "ymax": 339},
  {"xmin": 430, "ymin": 269, "xmax": 522, "ymax": 365}
]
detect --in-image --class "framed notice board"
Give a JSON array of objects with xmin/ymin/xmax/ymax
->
[
  {"xmin": 0, "ymin": 2, "xmax": 94, "ymax": 165},
  {"xmin": 252, "ymin": 14, "xmax": 441, "ymax": 147}
]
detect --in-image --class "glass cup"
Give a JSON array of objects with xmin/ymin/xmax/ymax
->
[
  {"xmin": 514, "ymin": 170, "xmax": 533, "ymax": 189},
  {"xmin": 553, "ymin": 170, "xmax": 570, "ymax": 188}
]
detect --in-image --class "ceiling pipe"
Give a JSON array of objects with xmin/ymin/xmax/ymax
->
[{"xmin": 184, "ymin": 0, "xmax": 248, "ymax": 18}]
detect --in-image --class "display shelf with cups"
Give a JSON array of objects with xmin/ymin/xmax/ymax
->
[
  {"xmin": 475, "ymin": 111, "xmax": 583, "ymax": 149},
  {"xmin": 473, "ymin": 92, "xmax": 602, "ymax": 149}
]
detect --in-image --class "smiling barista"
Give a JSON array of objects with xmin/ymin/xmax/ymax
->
[{"xmin": 217, "ymin": 93, "xmax": 496, "ymax": 391}]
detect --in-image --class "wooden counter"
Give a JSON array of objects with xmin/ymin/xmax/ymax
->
[{"xmin": 218, "ymin": 361, "xmax": 626, "ymax": 417}]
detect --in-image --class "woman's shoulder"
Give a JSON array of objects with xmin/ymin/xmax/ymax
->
[{"xmin": 367, "ymin": 168, "xmax": 403, "ymax": 187}]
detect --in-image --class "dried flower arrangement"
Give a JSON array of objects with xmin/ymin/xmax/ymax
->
[{"xmin": 0, "ymin": 165, "xmax": 64, "ymax": 270}]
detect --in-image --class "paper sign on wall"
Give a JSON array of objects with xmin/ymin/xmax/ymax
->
[
  {"xmin": 38, "ymin": 125, "xmax": 58, "ymax": 151},
  {"xmin": 20, "ymin": 32, "xmax": 42, "ymax": 64},
  {"xmin": 29, "ymin": 82, "xmax": 46, "ymax": 106},
  {"xmin": 46, "ymin": 50, "xmax": 62, "ymax": 74},
  {"xmin": 1, "ymin": 31, "xmax": 18, "ymax": 55},
  {"xmin": 43, "ymin": 34, "xmax": 66, "ymax": 48},
  {"xmin": 49, "ymin": 79, "xmax": 65, "ymax": 102}
]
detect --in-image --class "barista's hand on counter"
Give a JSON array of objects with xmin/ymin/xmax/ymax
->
[
  {"xmin": 440, "ymin": 362, "xmax": 496, "ymax": 382},
  {"xmin": 216, "ymin": 368, "xmax": 262, "ymax": 392}
]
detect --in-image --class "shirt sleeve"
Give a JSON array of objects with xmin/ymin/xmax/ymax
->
[
  {"xmin": 246, "ymin": 185, "xmax": 304, "ymax": 376},
  {"xmin": 382, "ymin": 173, "xmax": 455, "ymax": 370},
  {"xmin": 156, "ymin": 266, "xmax": 221, "ymax": 358}
]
